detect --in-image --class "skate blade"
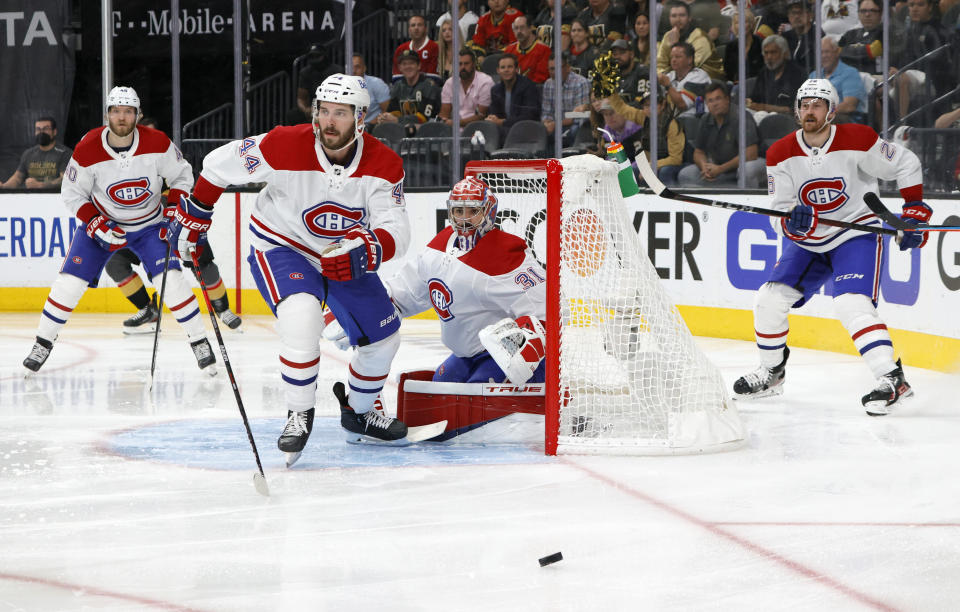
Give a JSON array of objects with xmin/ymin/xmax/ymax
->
[
  {"xmin": 122, "ymin": 326, "xmax": 157, "ymax": 335},
  {"xmin": 733, "ymin": 386, "xmax": 784, "ymax": 401},
  {"xmin": 285, "ymin": 451, "xmax": 303, "ymax": 468},
  {"xmin": 865, "ymin": 389, "xmax": 914, "ymax": 416},
  {"xmin": 344, "ymin": 432, "xmax": 412, "ymax": 446},
  {"xmin": 253, "ymin": 472, "xmax": 270, "ymax": 496}
]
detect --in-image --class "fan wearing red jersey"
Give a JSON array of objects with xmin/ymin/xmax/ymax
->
[
  {"xmin": 22, "ymin": 86, "xmax": 216, "ymax": 376},
  {"xmin": 171, "ymin": 74, "xmax": 413, "ymax": 465},
  {"xmin": 733, "ymin": 79, "xmax": 929, "ymax": 415},
  {"xmin": 325, "ymin": 177, "xmax": 547, "ymax": 385}
]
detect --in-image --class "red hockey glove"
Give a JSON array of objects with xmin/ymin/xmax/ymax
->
[
  {"xmin": 162, "ymin": 194, "xmax": 213, "ymax": 258},
  {"xmin": 896, "ymin": 201, "xmax": 931, "ymax": 250},
  {"xmin": 320, "ymin": 228, "xmax": 383, "ymax": 281},
  {"xmin": 86, "ymin": 215, "xmax": 127, "ymax": 252}
]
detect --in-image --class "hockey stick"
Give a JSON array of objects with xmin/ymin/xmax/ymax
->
[
  {"xmin": 190, "ymin": 248, "xmax": 270, "ymax": 497},
  {"xmin": 634, "ymin": 152, "xmax": 901, "ymax": 238},
  {"xmin": 863, "ymin": 193, "xmax": 960, "ymax": 232},
  {"xmin": 148, "ymin": 241, "xmax": 172, "ymax": 392}
]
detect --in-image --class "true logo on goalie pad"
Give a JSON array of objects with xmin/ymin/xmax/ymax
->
[
  {"xmin": 302, "ymin": 202, "xmax": 367, "ymax": 239},
  {"xmin": 428, "ymin": 278, "xmax": 454, "ymax": 320}
]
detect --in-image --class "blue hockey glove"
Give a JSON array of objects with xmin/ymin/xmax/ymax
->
[
  {"xmin": 896, "ymin": 201, "xmax": 931, "ymax": 250},
  {"xmin": 320, "ymin": 228, "xmax": 383, "ymax": 281},
  {"xmin": 781, "ymin": 203, "xmax": 818, "ymax": 240}
]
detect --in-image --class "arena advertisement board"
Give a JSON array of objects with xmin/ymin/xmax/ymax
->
[{"xmin": 2, "ymin": 190, "xmax": 957, "ymax": 344}]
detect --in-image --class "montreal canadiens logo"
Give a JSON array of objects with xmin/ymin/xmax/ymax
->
[
  {"xmin": 302, "ymin": 201, "xmax": 366, "ymax": 239},
  {"xmin": 289, "ymin": 272, "xmax": 304, "ymax": 280},
  {"xmin": 798, "ymin": 177, "xmax": 848, "ymax": 213},
  {"xmin": 428, "ymin": 278, "xmax": 454, "ymax": 321},
  {"xmin": 107, "ymin": 177, "xmax": 152, "ymax": 206}
]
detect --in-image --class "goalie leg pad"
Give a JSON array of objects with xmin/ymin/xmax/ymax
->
[
  {"xmin": 834, "ymin": 292, "xmax": 895, "ymax": 378},
  {"xmin": 276, "ymin": 294, "xmax": 324, "ymax": 411},
  {"xmin": 478, "ymin": 317, "xmax": 547, "ymax": 385}
]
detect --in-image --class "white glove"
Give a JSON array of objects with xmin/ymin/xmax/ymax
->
[
  {"xmin": 321, "ymin": 306, "xmax": 352, "ymax": 351},
  {"xmin": 479, "ymin": 316, "xmax": 547, "ymax": 384}
]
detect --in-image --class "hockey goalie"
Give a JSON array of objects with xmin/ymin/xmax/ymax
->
[{"xmin": 323, "ymin": 177, "xmax": 548, "ymax": 441}]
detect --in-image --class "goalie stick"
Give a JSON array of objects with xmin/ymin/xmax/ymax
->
[
  {"xmin": 863, "ymin": 192, "xmax": 960, "ymax": 232},
  {"xmin": 190, "ymin": 248, "xmax": 270, "ymax": 497},
  {"xmin": 634, "ymin": 151, "xmax": 902, "ymax": 238}
]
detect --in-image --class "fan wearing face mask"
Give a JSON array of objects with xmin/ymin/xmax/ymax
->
[{"xmin": 0, "ymin": 116, "xmax": 73, "ymax": 189}]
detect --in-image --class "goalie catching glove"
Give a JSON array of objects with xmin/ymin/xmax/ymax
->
[
  {"xmin": 162, "ymin": 194, "xmax": 213, "ymax": 258},
  {"xmin": 320, "ymin": 228, "xmax": 382, "ymax": 281},
  {"xmin": 478, "ymin": 316, "xmax": 547, "ymax": 385}
]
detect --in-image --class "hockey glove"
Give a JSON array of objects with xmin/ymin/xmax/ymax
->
[
  {"xmin": 781, "ymin": 203, "xmax": 818, "ymax": 241},
  {"xmin": 162, "ymin": 194, "xmax": 213, "ymax": 258},
  {"xmin": 86, "ymin": 214, "xmax": 127, "ymax": 252},
  {"xmin": 896, "ymin": 201, "xmax": 932, "ymax": 250},
  {"xmin": 479, "ymin": 316, "xmax": 547, "ymax": 385},
  {"xmin": 320, "ymin": 228, "xmax": 382, "ymax": 282},
  {"xmin": 320, "ymin": 306, "xmax": 352, "ymax": 351}
]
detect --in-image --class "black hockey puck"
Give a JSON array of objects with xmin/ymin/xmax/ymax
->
[{"xmin": 538, "ymin": 552, "xmax": 563, "ymax": 567}]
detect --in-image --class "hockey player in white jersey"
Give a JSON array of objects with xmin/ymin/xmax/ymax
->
[
  {"xmin": 22, "ymin": 86, "xmax": 217, "ymax": 375},
  {"xmin": 733, "ymin": 79, "xmax": 929, "ymax": 415},
  {"xmin": 165, "ymin": 74, "xmax": 412, "ymax": 464},
  {"xmin": 326, "ymin": 177, "xmax": 548, "ymax": 386}
]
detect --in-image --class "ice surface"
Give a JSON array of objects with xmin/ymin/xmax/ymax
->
[{"xmin": 1, "ymin": 313, "xmax": 958, "ymax": 611}]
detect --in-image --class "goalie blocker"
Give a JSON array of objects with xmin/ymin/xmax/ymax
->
[{"xmin": 396, "ymin": 370, "xmax": 546, "ymax": 442}]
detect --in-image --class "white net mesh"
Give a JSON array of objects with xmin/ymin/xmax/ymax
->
[{"xmin": 471, "ymin": 155, "xmax": 744, "ymax": 455}]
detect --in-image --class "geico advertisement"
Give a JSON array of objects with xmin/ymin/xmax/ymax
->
[{"xmin": 3, "ymin": 192, "xmax": 958, "ymax": 338}]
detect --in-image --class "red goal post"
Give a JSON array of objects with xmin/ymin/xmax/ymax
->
[{"xmin": 463, "ymin": 156, "xmax": 744, "ymax": 456}]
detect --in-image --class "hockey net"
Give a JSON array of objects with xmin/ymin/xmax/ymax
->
[{"xmin": 464, "ymin": 155, "xmax": 744, "ymax": 455}]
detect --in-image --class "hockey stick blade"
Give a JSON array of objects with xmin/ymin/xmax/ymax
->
[
  {"xmin": 344, "ymin": 419, "xmax": 448, "ymax": 446},
  {"xmin": 253, "ymin": 472, "xmax": 270, "ymax": 496},
  {"xmin": 863, "ymin": 192, "xmax": 960, "ymax": 232},
  {"xmin": 634, "ymin": 149, "xmax": 668, "ymax": 196}
]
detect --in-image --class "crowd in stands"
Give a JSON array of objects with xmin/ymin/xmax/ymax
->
[{"xmin": 6, "ymin": 0, "xmax": 960, "ymax": 191}]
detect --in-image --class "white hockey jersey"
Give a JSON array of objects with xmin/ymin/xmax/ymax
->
[
  {"xmin": 386, "ymin": 227, "xmax": 547, "ymax": 358},
  {"xmin": 193, "ymin": 126, "xmax": 409, "ymax": 265},
  {"xmin": 62, "ymin": 126, "xmax": 193, "ymax": 230},
  {"xmin": 765, "ymin": 123, "xmax": 923, "ymax": 253}
]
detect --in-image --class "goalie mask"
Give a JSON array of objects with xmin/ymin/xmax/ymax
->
[
  {"xmin": 313, "ymin": 73, "xmax": 370, "ymax": 150},
  {"xmin": 447, "ymin": 177, "xmax": 498, "ymax": 252}
]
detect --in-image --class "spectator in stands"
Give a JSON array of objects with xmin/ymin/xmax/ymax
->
[
  {"xmin": 382, "ymin": 50, "xmax": 443, "ymax": 130},
  {"xmin": 723, "ymin": 9, "xmax": 764, "ymax": 84},
  {"xmin": 605, "ymin": 82, "xmax": 687, "ymax": 185},
  {"xmin": 393, "ymin": 15, "xmax": 440, "ymax": 82},
  {"xmin": 656, "ymin": 2, "xmax": 724, "ymax": 80},
  {"xmin": 297, "ymin": 43, "xmax": 339, "ymax": 119},
  {"xmin": 533, "ymin": 0, "xmax": 578, "ymax": 28},
  {"xmin": 436, "ymin": 0, "xmax": 480, "ymax": 44},
  {"xmin": 813, "ymin": 36, "xmax": 867, "ymax": 123},
  {"xmin": 487, "ymin": 53, "xmax": 542, "ymax": 136},
  {"xmin": 630, "ymin": 13, "xmax": 652, "ymax": 67},
  {"xmin": 747, "ymin": 35, "xmax": 807, "ymax": 115},
  {"xmin": 892, "ymin": 0, "xmax": 955, "ymax": 120},
  {"xmin": 472, "ymin": 0, "xmax": 523, "ymax": 55},
  {"xmin": 568, "ymin": 19, "xmax": 601, "ymax": 76},
  {"xmin": 437, "ymin": 19, "xmax": 456, "ymax": 82},
  {"xmin": 1, "ymin": 116, "xmax": 71, "ymax": 189},
  {"xmin": 610, "ymin": 39, "xmax": 649, "ymax": 105},
  {"xmin": 440, "ymin": 50, "xmax": 495, "ymax": 127},
  {"xmin": 782, "ymin": 0, "xmax": 818, "ymax": 75},
  {"xmin": 577, "ymin": 0, "xmax": 627, "ymax": 46},
  {"xmin": 821, "ymin": 0, "xmax": 860, "ymax": 37},
  {"xmin": 934, "ymin": 105, "xmax": 960, "ymax": 128},
  {"xmin": 657, "ymin": 42, "xmax": 712, "ymax": 116},
  {"xmin": 596, "ymin": 98, "xmax": 642, "ymax": 144},
  {"xmin": 352, "ymin": 54, "xmax": 391, "ymax": 126},
  {"xmin": 838, "ymin": 0, "xmax": 894, "ymax": 75},
  {"xmin": 678, "ymin": 81, "xmax": 765, "ymax": 187},
  {"xmin": 503, "ymin": 15, "xmax": 551, "ymax": 83},
  {"xmin": 542, "ymin": 53, "xmax": 592, "ymax": 146}
]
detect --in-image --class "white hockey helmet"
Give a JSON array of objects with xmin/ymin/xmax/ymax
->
[
  {"xmin": 447, "ymin": 177, "xmax": 498, "ymax": 251},
  {"xmin": 106, "ymin": 86, "xmax": 141, "ymax": 114},
  {"xmin": 313, "ymin": 73, "xmax": 370, "ymax": 147},
  {"xmin": 795, "ymin": 78, "xmax": 839, "ymax": 124}
]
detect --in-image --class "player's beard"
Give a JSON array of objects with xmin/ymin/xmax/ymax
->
[
  {"xmin": 801, "ymin": 113, "xmax": 828, "ymax": 136},
  {"xmin": 109, "ymin": 119, "xmax": 136, "ymax": 138},
  {"xmin": 320, "ymin": 125, "xmax": 355, "ymax": 150}
]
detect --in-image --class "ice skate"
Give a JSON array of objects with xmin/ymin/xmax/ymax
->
[
  {"xmin": 733, "ymin": 347, "xmax": 789, "ymax": 399},
  {"xmin": 862, "ymin": 359, "xmax": 913, "ymax": 416},
  {"xmin": 217, "ymin": 308, "xmax": 242, "ymax": 330},
  {"xmin": 23, "ymin": 337, "xmax": 54, "ymax": 375},
  {"xmin": 122, "ymin": 296, "xmax": 159, "ymax": 335},
  {"xmin": 278, "ymin": 408, "xmax": 315, "ymax": 468},
  {"xmin": 334, "ymin": 382, "xmax": 409, "ymax": 445},
  {"xmin": 190, "ymin": 338, "xmax": 217, "ymax": 376}
]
